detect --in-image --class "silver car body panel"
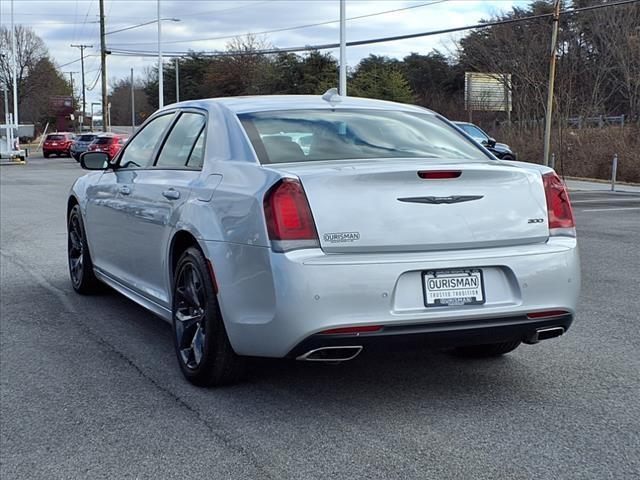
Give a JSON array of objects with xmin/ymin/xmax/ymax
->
[{"xmin": 69, "ymin": 95, "xmax": 580, "ymax": 358}]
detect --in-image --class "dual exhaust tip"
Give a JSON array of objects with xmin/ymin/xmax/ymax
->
[
  {"xmin": 297, "ymin": 326, "xmax": 566, "ymax": 361},
  {"xmin": 297, "ymin": 346, "xmax": 363, "ymax": 362}
]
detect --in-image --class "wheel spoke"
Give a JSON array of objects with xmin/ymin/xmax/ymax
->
[
  {"xmin": 175, "ymin": 309, "xmax": 202, "ymax": 330},
  {"xmin": 191, "ymin": 325, "xmax": 205, "ymax": 365}
]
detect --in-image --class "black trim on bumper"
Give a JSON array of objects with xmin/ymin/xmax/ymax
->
[{"xmin": 287, "ymin": 314, "xmax": 573, "ymax": 359}]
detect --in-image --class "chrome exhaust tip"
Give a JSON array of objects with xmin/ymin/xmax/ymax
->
[
  {"xmin": 524, "ymin": 326, "xmax": 566, "ymax": 344},
  {"xmin": 296, "ymin": 346, "xmax": 363, "ymax": 362}
]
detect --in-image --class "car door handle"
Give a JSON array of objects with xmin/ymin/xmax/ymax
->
[
  {"xmin": 118, "ymin": 186, "xmax": 131, "ymax": 195},
  {"xmin": 162, "ymin": 189, "xmax": 180, "ymax": 200}
]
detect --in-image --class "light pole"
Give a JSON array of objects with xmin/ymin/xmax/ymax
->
[
  {"xmin": 10, "ymin": 0, "xmax": 18, "ymax": 127},
  {"xmin": 339, "ymin": 0, "xmax": 347, "ymax": 96},
  {"xmin": 103, "ymin": 12, "xmax": 179, "ymax": 110},
  {"xmin": 90, "ymin": 102, "xmax": 101, "ymax": 131}
]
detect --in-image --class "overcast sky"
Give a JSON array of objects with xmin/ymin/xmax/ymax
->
[{"xmin": 1, "ymin": 0, "xmax": 528, "ymax": 108}]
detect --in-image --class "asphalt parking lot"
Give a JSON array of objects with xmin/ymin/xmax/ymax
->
[{"xmin": 1, "ymin": 156, "xmax": 639, "ymax": 479}]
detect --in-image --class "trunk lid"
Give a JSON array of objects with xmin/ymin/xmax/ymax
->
[{"xmin": 269, "ymin": 159, "xmax": 549, "ymax": 253}]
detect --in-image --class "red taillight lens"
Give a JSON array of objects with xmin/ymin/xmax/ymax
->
[
  {"xmin": 542, "ymin": 172, "xmax": 575, "ymax": 236},
  {"xmin": 264, "ymin": 178, "xmax": 319, "ymax": 252},
  {"xmin": 418, "ymin": 170, "xmax": 461, "ymax": 179},
  {"xmin": 320, "ymin": 325, "xmax": 383, "ymax": 335}
]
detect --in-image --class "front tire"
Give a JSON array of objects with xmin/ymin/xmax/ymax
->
[
  {"xmin": 453, "ymin": 341, "xmax": 521, "ymax": 358},
  {"xmin": 67, "ymin": 204, "xmax": 101, "ymax": 294},
  {"xmin": 172, "ymin": 247, "xmax": 246, "ymax": 387}
]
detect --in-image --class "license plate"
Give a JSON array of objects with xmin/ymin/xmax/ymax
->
[{"xmin": 423, "ymin": 269, "xmax": 485, "ymax": 307}]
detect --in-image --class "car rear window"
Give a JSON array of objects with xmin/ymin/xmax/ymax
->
[
  {"xmin": 47, "ymin": 135, "xmax": 65, "ymax": 141},
  {"xmin": 239, "ymin": 109, "xmax": 489, "ymax": 164},
  {"xmin": 78, "ymin": 135, "xmax": 97, "ymax": 142},
  {"xmin": 93, "ymin": 137, "xmax": 113, "ymax": 145}
]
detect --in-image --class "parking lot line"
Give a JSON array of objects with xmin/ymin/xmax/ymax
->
[
  {"xmin": 571, "ymin": 198, "xmax": 640, "ymax": 204},
  {"xmin": 579, "ymin": 207, "xmax": 640, "ymax": 212}
]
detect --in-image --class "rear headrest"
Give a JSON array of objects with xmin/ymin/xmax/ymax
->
[{"xmin": 262, "ymin": 136, "xmax": 305, "ymax": 163}]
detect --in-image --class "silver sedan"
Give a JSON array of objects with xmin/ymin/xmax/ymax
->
[{"xmin": 68, "ymin": 92, "xmax": 580, "ymax": 386}]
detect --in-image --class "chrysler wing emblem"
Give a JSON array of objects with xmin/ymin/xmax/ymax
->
[{"xmin": 397, "ymin": 195, "xmax": 484, "ymax": 205}]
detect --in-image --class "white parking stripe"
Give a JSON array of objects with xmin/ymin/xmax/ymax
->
[
  {"xmin": 572, "ymin": 198, "xmax": 640, "ymax": 204},
  {"xmin": 579, "ymin": 207, "xmax": 640, "ymax": 212}
]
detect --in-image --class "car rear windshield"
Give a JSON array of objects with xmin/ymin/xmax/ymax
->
[
  {"xmin": 93, "ymin": 137, "xmax": 113, "ymax": 144},
  {"xmin": 46, "ymin": 135, "xmax": 66, "ymax": 141},
  {"xmin": 78, "ymin": 134, "xmax": 97, "ymax": 141},
  {"xmin": 238, "ymin": 109, "xmax": 489, "ymax": 164}
]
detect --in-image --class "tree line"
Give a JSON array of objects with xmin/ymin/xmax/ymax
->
[{"xmin": 2, "ymin": 0, "xmax": 638, "ymax": 132}]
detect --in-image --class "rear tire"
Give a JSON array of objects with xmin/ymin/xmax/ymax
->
[
  {"xmin": 172, "ymin": 247, "xmax": 246, "ymax": 387},
  {"xmin": 43, "ymin": 152, "xmax": 50, "ymax": 158},
  {"xmin": 453, "ymin": 341, "xmax": 521, "ymax": 358},
  {"xmin": 67, "ymin": 204, "xmax": 101, "ymax": 294}
]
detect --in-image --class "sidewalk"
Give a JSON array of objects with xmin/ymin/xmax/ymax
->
[{"xmin": 565, "ymin": 177, "xmax": 640, "ymax": 194}]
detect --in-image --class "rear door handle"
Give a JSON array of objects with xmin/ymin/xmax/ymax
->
[
  {"xmin": 162, "ymin": 189, "xmax": 180, "ymax": 200},
  {"xmin": 118, "ymin": 185, "xmax": 131, "ymax": 195}
]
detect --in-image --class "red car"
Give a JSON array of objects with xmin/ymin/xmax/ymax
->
[
  {"xmin": 43, "ymin": 132, "xmax": 75, "ymax": 158},
  {"xmin": 87, "ymin": 134, "xmax": 128, "ymax": 160}
]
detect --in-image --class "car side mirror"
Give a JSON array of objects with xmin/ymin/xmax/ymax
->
[
  {"xmin": 486, "ymin": 138, "xmax": 497, "ymax": 148},
  {"xmin": 80, "ymin": 151, "xmax": 110, "ymax": 170}
]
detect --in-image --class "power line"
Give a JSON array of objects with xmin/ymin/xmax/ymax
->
[
  {"xmin": 108, "ymin": 0, "xmax": 447, "ymax": 47},
  {"xmin": 108, "ymin": 0, "xmax": 640, "ymax": 58}
]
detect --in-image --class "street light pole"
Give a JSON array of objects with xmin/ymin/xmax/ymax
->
[
  {"xmin": 131, "ymin": 68, "xmax": 136, "ymax": 133},
  {"xmin": 158, "ymin": 0, "xmax": 164, "ymax": 108},
  {"xmin": 10, "ymin": 0, "xmax": 18, "ymax": 126},
  {"xmin": 339, "ymin": 0, "xmax": 347, "ymax": 96},
  {"xmin": 175, "ymin": 58, "xmax": 180, "ymax": 103},
  {"xmin": 99, "ymin": 0, "xmax": 108, "ymax": 132}
]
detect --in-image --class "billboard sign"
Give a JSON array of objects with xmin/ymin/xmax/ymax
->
[{"xmin": 464, "ymin": 73, "xmax": 512, "ymax": 112}]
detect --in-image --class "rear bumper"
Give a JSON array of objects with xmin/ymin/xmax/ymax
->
[
  {"xmin": 206, "ymin": 237, "xmax": 580, "ymax": 358},
  {"xmin": 287, "ymin": 314, "xmax": 573, "ymax": 358},
  {"xmin": 43, "ymin": 145, "xmax": 70, "ymax": 153}
]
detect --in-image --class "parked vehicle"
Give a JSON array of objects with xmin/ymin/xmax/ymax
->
[
  {"xmin": 70, "ymin": 133, "xmax": 99, "ymax": 161},
  {"xmin": 453, "ymin": 121, "xmax": 516, "ymax": 160},
  {"xmin": 43, "ymin": 132, "xmax": 75, "ymax": 158},
  {"xmin": 87, "ymin": 133, "xmax": 128, "ymax": 160},
  {"xmin": 69, "ymin": 93, "xmax": 579, "ymax": 386}
]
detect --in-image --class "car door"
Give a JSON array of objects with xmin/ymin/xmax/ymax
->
[
  {"xmin": 116, "ymin": 110, "xmax": 207, "ymax": 307},
  {"xmin": 84, "ymin": 113, "xmax": 175, "ymax": 287}
]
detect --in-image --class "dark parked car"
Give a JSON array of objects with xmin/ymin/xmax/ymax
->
[
  {"xmin": 43, "ymin": 132, "xmax": 75, "ymax": 158},
  {"xmin": 70, "ymin": 133, "xmax": 99, "ymax": 161},
  {"xmin": 453, "ymin": 122, "xmax": 516, "ymax": 160}
]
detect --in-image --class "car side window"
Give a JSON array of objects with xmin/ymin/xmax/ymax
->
[
  {"xmin": 186, "ymin": 128, "xmax": 205, "ymax": 168},
  {"xmin": 119, "ymin": 114, "xmax": 174, "ymax": 169},
  {"xmin": 155, "ymin": 112, "xmax": 206, "ymax": 169}
]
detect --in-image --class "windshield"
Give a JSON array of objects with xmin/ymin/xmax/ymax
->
[
  {"xmin": 46, "ymin": 135, "xmax": 65, "ymax": 141},
  {"xmin": 78, "ymin": 135, "xmax": 97, "ymax": 142},
  {"xmin": 239, "ymin": 109, "xmax": 489, "ymax": 164},
  {"xmin": 457, "ymin": 124, "xmax": 489, "ymax": 142}
]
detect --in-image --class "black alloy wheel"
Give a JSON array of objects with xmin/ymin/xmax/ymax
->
[
  {"xmin": 67, "ymin": 204, "xmax": 100, "ymax": 294},
  {"xmin": 172, "ymin": 247, "xmax": 246, "ymax": 386}
]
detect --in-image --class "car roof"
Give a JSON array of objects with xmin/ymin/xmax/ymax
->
[{"xmin": 158, "ymin": 94, "xmax": 435, "ymax": 115}]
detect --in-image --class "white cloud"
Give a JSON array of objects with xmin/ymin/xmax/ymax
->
[{"xmin": 1, "ymin": 0, "xmax": 529, "ymax": 106}]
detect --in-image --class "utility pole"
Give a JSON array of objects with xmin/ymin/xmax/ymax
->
[
  {"xmin": 175, "ymin": 58, "xmax": 180, "ymax": 103},
  {"xmin": 70, "ymin": 44, "xmax": 92, "ymax": 120},
  {"xmin": 10, "ymin": 0, "xmax": 18, "ymax": 127},
  {"xmin": 543, "ymin": 0, "xmax": 561, "ymax": 167},
  {"xmin": 339, "ymin": 0, "xmax": 347, "ymax": 96},
  {"xmin": 99, "ymin": 0, "xmax": 108, "ymax": 132},
  {"xmin": 64, "ymin": 71, "xmax": 78, "ymax": 98},
  {"xmin": 130, "ymin": 68, "xmax": 135, "ymax": 132}
]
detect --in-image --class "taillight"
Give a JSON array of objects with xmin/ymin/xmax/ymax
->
[
  {"xmin": 542, "ymin": 172, "xmax": 575, "ymax": 237},
  {"xmin": 263, "ymin": 178, "xmax": 319, "ymax": 252},
  {"xmin": 320, "ymin": 325, "xmax": 383, "ymax": 335}
]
